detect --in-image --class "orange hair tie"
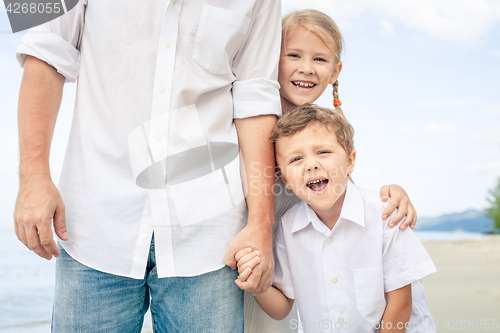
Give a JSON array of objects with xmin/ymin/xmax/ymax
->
[{"xmin": 334, "ymin": 99, "xmax": 342, "ymax": 107}]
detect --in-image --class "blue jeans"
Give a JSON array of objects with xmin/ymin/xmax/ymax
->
[{"xmin": 52, "ymin": 240, "xmax": 243, "ymax": 332}]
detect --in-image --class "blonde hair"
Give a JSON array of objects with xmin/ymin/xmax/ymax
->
[
  {"xmin": 270, "ymin": 104, "xmax": 354, "ymax": 156},
  {"xmin": 281, "ymin": 9, "xmax": 345, "ymax": 114}
]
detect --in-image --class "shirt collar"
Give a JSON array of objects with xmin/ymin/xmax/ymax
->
[{"xmin": 291, "ymin": 180, "xmax": 365, "ymax": 234}]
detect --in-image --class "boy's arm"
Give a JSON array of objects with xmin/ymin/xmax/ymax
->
[
  {"xmin": 254, "ymin": 286, "xmax": 294, "ymax": 320},
  {"xmin": 235, "ymin": 280, "xmax": 294, "ymax": 321},
  {"xmin": 380, "ymin": 284, "xmax": 412, "ymax": 332}
]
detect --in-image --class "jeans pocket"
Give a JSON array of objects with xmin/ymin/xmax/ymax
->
[
  {"xmin": 353, "ymin": 266, "xmax": 386, "ymax": 313},
  {"xmin": 192, "ymin": 4, "xmax": 251, "ymax": 75}
]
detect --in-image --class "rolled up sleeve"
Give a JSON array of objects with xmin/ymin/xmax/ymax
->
[
  {"xmin": 232, "ymin": 0, "xmax": 282, "ymax": 119},
  {"xmin": 16, "ymin": 0, "xmax": 87, "ymax": 82}
]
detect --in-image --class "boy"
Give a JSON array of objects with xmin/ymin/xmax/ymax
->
[{"xmin": 236, "ymin": 104, "xmax": 436, "ymax": 332}]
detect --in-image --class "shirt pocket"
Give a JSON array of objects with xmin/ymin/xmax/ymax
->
[
  {"xmin": 192, "ymin": 4, "xmax": 251, "ymax": 75},
  {"xmin": 353, "ymin": 266, "xmax": 386, "ymax": 313}
]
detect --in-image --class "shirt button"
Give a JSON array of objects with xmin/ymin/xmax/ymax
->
[
  {"xmin": 332, "ymin": 277, "xmax": 338, "ymax": 284},
  {"xmin": 172, "ymin": 0, "xmax": 177, "ymax": 4},
  {"xmin": 164, "ymin": 41, "xmax": 171, "ymax": 48},
  {"xmin": 327, "ymin": 237, "xmax": 334, "ymax": 243},
  {"xmin": 159, "ymin": 87, "xmax": 165, "ymax": 94},
  {"xmin": 154, "ymin": 181, "xmax": 160, "ymax": 188},
  {"xmin": 338, "ymin": 317, "xmax": 344, "ymax": 323},
  {"xmin": 142, "ymin": 233, "xmax": 148, "ymax": 239},
  {"xmin": 155, "ymin": 134, "xmax": 162, "ymax": 141}
]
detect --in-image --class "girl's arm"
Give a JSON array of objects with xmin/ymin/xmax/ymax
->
[
  {"xmin": 380, "ymin": 185, "xmax": 417, "ymax": 229},
  {"xmin": 380, "ymin": 284, "xmax": 412, "ymax": 332}
]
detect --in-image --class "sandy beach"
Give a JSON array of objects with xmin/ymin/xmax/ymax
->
[
  {"xmin": 422, "ymin": 235, "xmax": 500, "ymax": 332},
  {"xmin": 139, "ymin": 235, "xmax": 500, "ymax": 333}
]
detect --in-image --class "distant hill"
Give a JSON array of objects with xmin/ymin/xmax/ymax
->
[{"xmin": 416, "ymin": 209, "xmax": 498, "ymax": 233}]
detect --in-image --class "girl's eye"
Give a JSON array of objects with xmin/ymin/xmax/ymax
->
[
  {"xmin": 314, "ymin": 57, "xmax": 327, "ymax": 62},
  {"xmin": 287, "ymin": 53, "xmax": 300, "ymax": 58},
  {"xmin": 290, "ymin": 156, "xmax": 302, "ymax": 163},
  {"xmin": 318, "ymin": 150, "xmax": 330, "ymax": 155}
]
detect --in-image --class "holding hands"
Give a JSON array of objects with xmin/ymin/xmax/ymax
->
[{"xmin": 234, "ymin": 247, "xmax": 262, "ymax": 293}]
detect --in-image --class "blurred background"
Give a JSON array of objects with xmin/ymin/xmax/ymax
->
[{"xmin": 1, "ymin": 0, "xmax": 499, "ymax": 332}]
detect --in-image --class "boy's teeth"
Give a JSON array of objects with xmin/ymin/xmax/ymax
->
[{"xmin": 308, "ymin": 179, "xmax": 325, "ymax": 185}]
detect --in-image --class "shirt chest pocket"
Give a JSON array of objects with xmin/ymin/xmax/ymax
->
[
  {"xmin": 192, "ymin": 5, "xmax": 251, "ymax": 75},
  {"xmin": 353, "ymin": 266, "xmax": 386, "ymax": 313}
]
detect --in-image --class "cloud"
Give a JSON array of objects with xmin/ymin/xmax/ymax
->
[
  {"xmin": 282, "ymin": 0, "xmax": 500, "ymax": 44},
  {"xmin": 363, "ymin": 0, "xmax": 500, "ymax": 42},
  {"xmin": 467, "ymin": 161, "xmax": 500, "ymax": 172},
  {"xmin": 417, "ymin": 99, "xmax": 477, "ymax": 108},
  {"xmin": 494, "ymin": 50, "xmax": 500, "ymax": 57},
  {"xmin": 422, "ymin": 123, "xmax": 458, "ymax": 134},
  {"xmin": 379, "ymin": 19, "xmax": 394, "ymax": 36}
]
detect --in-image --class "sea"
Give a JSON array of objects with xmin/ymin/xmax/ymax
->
[{"xmin": 0, "ymin": 228, "xmax": 487, "ymax": 332}]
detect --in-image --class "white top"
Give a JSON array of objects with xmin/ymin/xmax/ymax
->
[
  {"xmin": 16, "ymin": 0, "xmax": 282, "ymax": 279},
  {"xmin": 274, "ymin": 181, "xmax": 437, "ymax": 333}
]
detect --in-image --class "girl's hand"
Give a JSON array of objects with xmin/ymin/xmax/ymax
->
[
  {"xmin": 380, "ymin": 184, "xmax": 417, "ymax": 230},
  {"xmin": 235, "ymin": 247, "xmax": 261, "ymax": 282}
]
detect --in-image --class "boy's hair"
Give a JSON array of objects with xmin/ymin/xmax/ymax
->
[
  {"xmin": 270, "ymin": 104, "xmax": 354, "ymax": 156},
  {"xmin": 282, "ymin": 9, "xmax": 345, "ymax": 115}
]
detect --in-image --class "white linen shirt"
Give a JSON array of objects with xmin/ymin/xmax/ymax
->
[
  {"xmin": 16, "ymin": 0, "xmax": 282, "ymax": 279},
  {"xmin": 274, "ymin": 181, "xmax": 437, "ymax": 333}
]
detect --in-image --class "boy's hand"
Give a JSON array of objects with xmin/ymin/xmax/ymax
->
[
  {"xmin": 224, "ymin": 221, "xmax": 274, "ymax": 295},
  {"xmin": 380, "ymin": 184, "xmax": 417, "ymax": 230},
  {"xmin": 235, "ymin": 247, "xmax": 261, "ymax": 281}
]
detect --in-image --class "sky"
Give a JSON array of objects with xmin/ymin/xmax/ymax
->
[{"xmin": 1, "ymin": 0, "xmax": 500, "ymax": 233}]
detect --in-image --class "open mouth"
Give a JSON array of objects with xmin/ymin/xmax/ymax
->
[
  {"xmin": 292, "ymin": 81, "xmax": 316, "ymax": 88},
  {"xmin": 307, "ymin": 179, "xmax": 329, "ymax": 192}
]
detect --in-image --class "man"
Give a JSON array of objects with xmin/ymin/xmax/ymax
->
[{"xmin": 14, "ymin": 0, "xmax": 281, "ymax": 331}]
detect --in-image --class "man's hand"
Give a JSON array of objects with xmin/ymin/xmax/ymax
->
[
  {"xmin": 14, "ymin": 176, "xmax": 68, "ymax": 260},
  {"xmin": 224, "ymin": 220, "xmax": 273, "ymax": 295}
]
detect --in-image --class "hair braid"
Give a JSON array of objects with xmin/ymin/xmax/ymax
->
[{"xmin": 332, "ymin": 80, "xmax": 345, "ymax": 117}]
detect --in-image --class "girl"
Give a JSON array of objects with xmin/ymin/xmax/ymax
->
[{"xmin": 243, "ymin": 9, "xmax": 419, "ymax": 333}]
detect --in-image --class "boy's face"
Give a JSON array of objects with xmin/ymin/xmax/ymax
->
[
  {"xmin": 276, "ymin": 122, "xmax": 355, "ymax": 218},
  {"xmin": 278, "ymin": 26, "xmax": 342, "ymax": 112}
]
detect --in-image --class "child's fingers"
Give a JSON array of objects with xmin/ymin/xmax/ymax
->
[
  {"xmin": 401, "ymin": 203, "xmax": 417, "ymax": 230},
  {"xmin": 235, "ymin": 276, "xmax": 258, "ymax": 292},
  {"xmin": 237, "ymin": 267, "xmax": 252, "ymax": 282},
  {"xmin": 236, "ymin": 250, "xmax": 260, "ymax": 268},
  {"xmin": 238, "ymin": 255, "xmax": 260, "ymax": 274},
  {"xmin": 409, "ymin": 211, "xmax": 417, "ymax": 229},
  {"xmin": 235, "ymin": 247, "xmax": 253, "ymax": 262},
  {"xmin": 387, "ymin": 205, "xmax": 407, "ymax": 228}
]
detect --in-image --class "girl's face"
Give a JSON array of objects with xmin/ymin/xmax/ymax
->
[{"xmin": 279, "ymin": 26, "xmax": 342, "ymax": 112}]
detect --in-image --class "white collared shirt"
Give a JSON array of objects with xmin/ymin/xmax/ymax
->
[
  {"xmin": 274, "ymin": 181, "xmax": 437, "ymax": 333},
  {"xmin": 16, "ymin": 0, "xmax": 282, "ymax": 279}
]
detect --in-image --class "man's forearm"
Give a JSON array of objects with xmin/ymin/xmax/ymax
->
[
  {"xmin": 14, "ymin": 55, "xmax": 68, "ymax": 260},
  {"xmin": 234, "ymin": 115, "xmax": 277, "ymax": 228},
  {"xmin": 18, "ymin": 55, "xmax": 65, "ymax": 180}
]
